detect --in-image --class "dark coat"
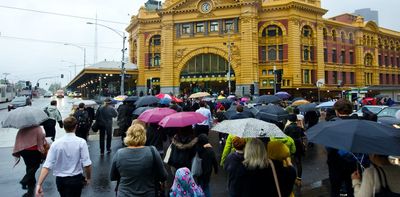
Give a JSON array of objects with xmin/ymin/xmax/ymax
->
[
  {"xmin": 197, "ymin": 146, "xmax": 218, "ymax": 187},
  {"xmin": 224, "ymin": 152, "xmax": 245, "ymax": 197}
]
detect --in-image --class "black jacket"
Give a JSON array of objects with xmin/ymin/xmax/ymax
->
[
  {"xmin": 197, "ymin": 146, "xmax": 218, "ymax": 187},
  {"xmin": 224, "ymin": 152, "xmax": 245, "ymax": 197}
]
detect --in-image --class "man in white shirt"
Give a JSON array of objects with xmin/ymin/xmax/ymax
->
[
  {"xmin": 35, "ymin": 116, "xmax": 92, "ymax": 197},
  {"xmin": 195, "ymin": 101, "xmax": 213, "ymax": 136}
]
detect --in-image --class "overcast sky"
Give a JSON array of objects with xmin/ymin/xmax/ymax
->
[{"xmin": 0, "ymin": 0, "xmax": 398, "ymax": 89}]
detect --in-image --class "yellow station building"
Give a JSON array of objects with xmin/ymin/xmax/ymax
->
[{"xmin": 126, "ymin": 0, "xmax": 400, "ymax": 100}]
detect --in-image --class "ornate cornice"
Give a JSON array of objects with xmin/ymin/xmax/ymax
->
[{"xmin": 262, "ymin": 1, "xmax": 327, "ymax": 16}]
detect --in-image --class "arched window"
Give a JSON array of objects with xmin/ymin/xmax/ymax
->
[
  {"xmin": 302, "ymin": 26, "xmax": 312, "ymax": 38},
  {"xmin": 132, "ymin": 40, "xmax": 138, "ymax": 64},
  {"xmin": 149, "ymin": 35, "xmax": 161, "ymax": 46},
  {"xmin": 332, "ymin": 29, "xmax": 337, "ymax": 41},
  {"xmin": 262, "ymin": 25, "xmax": 282, "ymax": 37},
  {"xmin": 348, "ymin": 33, "xmax": 354, "ymax": 43},
  {"xmin": 341, "ymin": 31, "xmax": 346, "ymax": 43},
  {"xmin": 364, "ymin": 54, "xmax": 373, "ymax": 66},
  {"xmin": 323, "ymin": 28, "xmax": 328, "ymax": 40},
  {"xmin": 181, "ymin": 54, "xmax": 233, "ymax": 77},
  {"xmin": 148, "ymin": 35, "xmax": 161, "ymax": 67}
]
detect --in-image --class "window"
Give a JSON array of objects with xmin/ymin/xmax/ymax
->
[
  {"xmin": 303, "ymin": 69, "xmax": 310, "ymax": 84},
  {"xmin": 310, "ymin": 46, "xmax": 315, "ymax": 61},
  {"xmin": 265, "ymin": 25, "xmax": 282, "ymax": 37},
  {"xmin": 324, "ymin": 48, "xmax": 328, "ymax": 62},
  {"xmin": 349, "ymin": 52, "xmax": 354, "ymax": 64},
  {"xmin": 392, "ymin": 74, "xmax": 396, "ymax": 84},
  {"xmin": 364, "ymin": 54, "xmax": 373, "ymax": 66},
  {"xmin": 196, "ymin": 22, "xmax": 204, "ymax": 33},
  {"xmin": 182, "ymin": 23, "xmax": 191, "ymax": 34},
  {"xmin": 341, "ymin": 32, "xmax": 346, "ymax": 43},
  {"xmin": 342, "ymin": 72, "xmax": 346, "ymax": 84},
  {"xmin": 386, "ymin": 74, "xmax": 390, "ymax": 84},
  {"xmin": 333, "ymin": 71, "xmax": 338, "ymax": 84},
  {"xmin": 278, "ymin": 45, "xmax": 283, "ymax": 60},
  {"xmin": 154, "ymin": 53, "xmax": 161, "ymax": 66},
  {"xmin": 262, "ymin": 70, "xmax": 267, "ymax": 76},
  {"xmin": 385, "ymin": 56, "xmax": 389, "ymax": 66},
  {"xmin": 350, "ymin": 72, "xmax": 355, "ymax": 84},
  {"xmin": 262, "ymin": 80, "xmax": 268, "ymax": 86},
  {"xmin": 302, "ymin": 26, "xmax": 312, "ymax": 37},
  {"xmin": 268, "ymin": 70, "xmax": 274, "ymax": 75},
  {"xmin": 303, "ymin": 46, "xmax": 310, "ymax": 61},
  {"xmin": 323, "ymin": 28, "xmax": 327, "ymax": 40},
  {"xmin": 225, "ymin": 20, "xmax": 234, "ymax": 32},
  {"xmin": 210, "ymin": 21, "xmax": 219, "ymax": 32},
  {"xmin": 391, "ymin": 56, "xmax": 394, "ymax": 66},
  {"xmin": 181, "ymin": 54, "xmax": 230, "ymax": 76},
  {"xmin": 268, "ymin": 45, "xmax": 277, "ymax": 61},
  {"xmin": 340, "ymin": 51, "xmax": 346, "ymax": 64},
  {"xmin": 378, "ymin": 54, "xmax": 382, "ymax": 66},
  {"xmin": 349, "ymin": 33, "xmax": 354, "ymax": 44},
  {"xmin": 260, "ymin": 46, "xmax": 266, "ymax": 63},
  {"xmin": 397, "ymin": 57, "xmax": 400, "ymax": 67},
  {"xmin": 332, "ymin": 30, "xmax": 337, "ymax": 41},
  {"xmin": 332, "ymin": 49, "xmax": 337, "ymax": 63},
  {"xmin": 150, "ymin": 35, "xmax": 161, "ymax": 46}
]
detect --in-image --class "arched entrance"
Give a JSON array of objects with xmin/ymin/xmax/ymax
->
[{"xmin": 180, "ymin": 53, "xmax": 235, "ymax": 95}]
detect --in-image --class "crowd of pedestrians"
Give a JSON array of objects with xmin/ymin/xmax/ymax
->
[{"xmin": 10, "ymin": 93, "xmax": 400, "ymax": 197}]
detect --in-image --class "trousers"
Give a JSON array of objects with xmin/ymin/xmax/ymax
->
[
  {"xmin": 99, "ymin": 125, "xmax": 112, "ymax": 153},
  {"xmin": 56, "ymin": 174, "xmax": 84, "ymax": 197}
]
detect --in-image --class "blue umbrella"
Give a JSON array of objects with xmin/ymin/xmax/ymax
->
[
  {"xmin": 255, "ymin": 104, "xmax": 289, "ymax": 121},
  {"xmin": 316, "ymin": 101, "xmax": 336, "ymax": 108},
  {"xmin": 255, "ymin": 95, "xmax": 281, "ymax": 104},
  {"xmin": 275, "ymin": 92, "xmax": 291, "ymax": 99}
]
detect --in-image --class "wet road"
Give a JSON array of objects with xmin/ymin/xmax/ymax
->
[{"xmin": 0, "ymin": 97, "xmax": 330, "ymax": 196}]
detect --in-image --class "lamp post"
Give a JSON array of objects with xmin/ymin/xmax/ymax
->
[
  {"xmin": 223, "ymin": 27, "xmax": 234, "ymax": 95},
  {"xmin": 61, "ymin": 60, "xmax": 78, "ymax": 77},
  {"xmin": 64, "ymin": 43, "xmax": 86, "ymax": 68},
  {"xmin": 87, "ymin": 22, "xmax": 126, "ymax": 95}
]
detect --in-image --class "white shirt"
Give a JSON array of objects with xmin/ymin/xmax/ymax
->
[
  {"xmin": 43, "ymin": 133, "xmax": 92, "ymax": 177},
  {"xmin": 196, "ymin": 107, "xmax": 213, "ymax": 127}
]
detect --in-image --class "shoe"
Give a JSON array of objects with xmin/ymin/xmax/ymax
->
[
  {"xmin": 295, "ymin": 178, "xmax": 302, "ymax": 187},
  {"xmin": 100, "ymin": 152, "xmax": 104, "ymax": 156},
  {"xmin": 107, "ymin": 149, "xmax": 111, "ymax": 154}
]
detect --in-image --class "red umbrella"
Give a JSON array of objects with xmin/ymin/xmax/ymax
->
[
  {"xmin": 158, "ymin": 112, "xmax": 207, "ymax": 128},
  {"xmin": 156, "ymin": 93, "xmax": 183, "ymax": 103},
  {"xmin": 138, "ymin": 108, "xmax": 177, "ymax": 123}
]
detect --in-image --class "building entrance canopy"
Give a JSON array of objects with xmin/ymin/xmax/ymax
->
[{"xmin": 66, "ymin": 60, "xmax": 138, "ymax": 98}]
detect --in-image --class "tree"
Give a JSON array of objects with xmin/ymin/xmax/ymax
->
[{"xmin": 48, "ymin": 82, "xmax": 62, "ymax": 92}]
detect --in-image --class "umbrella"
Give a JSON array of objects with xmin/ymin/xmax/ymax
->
[
  {"xmin": 211, "ymin": 118, "xmax": 286, "ymax": 138},
  {"xmin": 255, "ymin": 95, "xmax": 281, "ymax": 104},
  {"xmin": 217, "ymin": 95, "xmax": 226, "ymax": 100},
  {"xmin": 307, "ymin": 119, "xmax": 400, "ymax": 156},
  {"xmin": 125, "ymin": 96, "xmax": 139, "ymax": 102},
  {"xmin": 297, "ymin": 103, "xmax": 318, "ymax": 113},
  {"xmin": 227, "ymin": 95, "xmax": 236, "ymax": 100},
  {"xmin": 224, "ymin": 105, "xmax": 254, "ymax": 119},
  {"xmin": 241, "ymin": 97, "xmax": 250, "ymax": 103},
  {"xmin": 135, "ymin": 96, "xmax": 160, "ymax": 107},
  {"xmin": 292, "ymin": 99, "xmax": 310, "ymax": 106},
  {"xmin": 202, "ymin": 97, "xmax": 215, "ymax": 102},
  {"xmin": 138, "ymin": 108, "xmax": 177, "ymax": 123},
  {"xmin": 189, "ymin": 92, "xmax": 210, "ymax": 99},
  {"xmin": 132, "ymin": 106, "xmax": 154, "ymax": 116},
  {"xmin": 158, "ymin": 112, "xmax": 207, "ymax": 128},
  {"xmin": 275, "ymin": 92, "xmax": 291, "ymax": 100},
  {"xmin": 255, "ymin": 104, "xmax": 289, "ymax": 121},
  {"xmin": 113, "ymin": 95, "xmax": 128, "ymax": 102},
  {"xmin": 2, "ymin": 106, "xmax": 49, "ymax": 129},
  {"xmin": 316, "ymin": 101, "xmax": 336, "ymax": 108},
  {"xmin": 73, "ymin": 100, "xmax": 98, "ymax": 108},
  {"xmin": 217, "ymin": 98, "xmax": 232, "ymax": 104},
  {"xmin": 375, "ymin": 94, "xmax": 387, "ymax": 99},
  {"xmin": 159, "ymin": 98, "xmax": 171, "ymax": 105},
  {"xmin": 292, "ymin": 97, "xmax": 305, "ymax": 102},
  {"xmin": 155, "ymin": 93, "xmax": 182, "ymax": 103}
]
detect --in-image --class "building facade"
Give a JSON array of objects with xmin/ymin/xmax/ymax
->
[{"xmin": 126, "ymin": 0, "xmax": 400, "ymax": 99}]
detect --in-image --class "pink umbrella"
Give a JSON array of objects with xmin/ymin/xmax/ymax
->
[
  {"xmin": 138, "ymin": 107, "xmax": 177, "ymax": 123},
  {"xmin": 156, "ymin": 93, "xmax": 183, "ymax": 103},
  {"xmin": 158, "ymin": 112, "xmax": 207, "ymax": 128}
]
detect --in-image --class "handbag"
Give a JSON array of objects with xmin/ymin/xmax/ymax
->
[
  {"xmin": 375, "ymin": 165, "xmax": 400, "ymax": 197},
  {"xmin": 269, "ymin": 159, "xmax": 282, "ymax": 197},
  {"xmin": 191, "ymin": 153, "xmax": 202, "ymax": 177},
  {"xmin": 91, "ymin": 121, "xmax": 99, "ymax": 132}
]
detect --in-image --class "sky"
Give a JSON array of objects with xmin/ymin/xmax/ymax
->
[{"xmin": 0, "ymin": 0, "xmax": 399, "ymax": 89}]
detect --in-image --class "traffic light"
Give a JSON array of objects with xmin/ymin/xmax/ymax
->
[
  {"xmin": 61, "ymin": 74, "xmax": 64, "ymax": 78},
  {"xmin": 36, "ymin": 83, "xmax": 39, "ymax": 87},
  {"xmin": 250, "ymin": 84, "xmax": 255, "ymax": 95}
]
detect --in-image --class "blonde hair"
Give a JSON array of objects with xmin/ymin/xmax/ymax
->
[
  {"xmin": 243, "ymin": 139, "xmax": 269, "ymax": 169},
  {"xmin": 124, "ymin": 124, "xmax": 147, "ymax": 147},
  {"xmin": 131, "ymin": 119, "xmax": 146, "ymax": 127}
]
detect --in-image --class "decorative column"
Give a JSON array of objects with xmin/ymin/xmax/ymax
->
[
  {"xmin": 160, "ymin": 14, "xmax": 177, "ymax": 94},
  {"xmin": 288, "ymin": 17, "xmax": 302, "ymax": 87}
]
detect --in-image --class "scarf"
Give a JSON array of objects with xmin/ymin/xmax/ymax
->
[{"xmin": 170, "ymin": 167, "xmax": 204, "ymax": 197}]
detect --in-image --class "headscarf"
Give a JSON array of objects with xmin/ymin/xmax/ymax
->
[
  {"xmin": 267, "ymin": 141, "xmax": 290, "ymax": 161},
  {"xmin": 170, "ymin": 167, "xmax": 204, "ymax": 197}
]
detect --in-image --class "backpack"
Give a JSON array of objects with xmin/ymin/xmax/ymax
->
[{"xmin": 74, "ymin": 110, "xmax": 89, "ymax": 130}]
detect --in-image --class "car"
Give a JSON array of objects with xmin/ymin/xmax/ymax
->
[
  {"xmin": 55, "ymin": 90, "xmax": 64, "ymax": 98},
  {"xmin": 8, "ymin": 96, "xmax": 32, "ymax": 111},
  {"xmin": 377, "ymin": 106, "xmax": 400, "ymax": 127},
  {"xmin": 73, "ymin": 91, "xmax": 82, "ymax": 97},
  {"xmin": 351, "ymin": 105, "xmax": 387, "ymax": 117},
  {"xmin": 43, "ymin": 92, "xmax": 53, "ymax": 98}
]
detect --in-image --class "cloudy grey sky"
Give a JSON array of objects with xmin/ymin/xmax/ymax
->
[{"xmin": 0, "ymin": 0, "xmax": 398, "ymax": 89}]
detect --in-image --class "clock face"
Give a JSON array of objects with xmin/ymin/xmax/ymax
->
[{"xmin": 201, "ymin": 2, "xmax": 211, "ymax": 13}]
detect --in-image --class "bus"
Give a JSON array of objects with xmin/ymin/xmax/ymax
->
[
  {"xmin": 55, "ymin": 89, "xmax": 65, "ymax": 98},
  {"xmin": 0, "ymin": 84, "xmax": 16, "ymax": 102}
]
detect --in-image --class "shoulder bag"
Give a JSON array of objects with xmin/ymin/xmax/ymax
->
[
  {"xmin": 191, "ymin": 152, "xmax": 203, "ymax": 177},
  {"xmin": 150, "ymin": 146, "xmax": 165, "ymax": 197},
  {"xmin": 269, "ymin": 159, "xmax": 282, "ymax": 197},
  {"xmin": 375, "ymin": 165, "xmax": 400, "ymax": 197}
]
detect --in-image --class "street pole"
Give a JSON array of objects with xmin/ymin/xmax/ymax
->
[
  {"xmin": 318, "ymin": 86, "xmax": 321, "ymax": 103},
  {"xmin": 64, "ymin": 43, "xmax": 86, "ymax": 69},
  {"xmin": 273, "ymin": 63, "xmax": 277, "ymax": 94},
  {"xmin": 121, "ymin": 32, "xmax": 126, "ymax": 95}
]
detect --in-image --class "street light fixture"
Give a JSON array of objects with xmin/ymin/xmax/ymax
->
[
  {"xmin": 87, "ymin": 22, "xmax": 127, "ymax": 95},
  {"xmin": 64, "ymin": 43, "xmax": 86, "ymax": 68}
]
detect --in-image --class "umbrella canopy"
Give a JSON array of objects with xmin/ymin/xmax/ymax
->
[
  {"xmin": 255, "ymin": 95, "xmax": 282, "ymax": 104},
  {"xmin": 132, "ymin": 106, "xmax": 154, "ymax": 116},
  {"xmin": 189, "ymin": 92, "xmax": 211, "ymax": 99},
  {"xmin": 255, "ymin": 104, "xmax": 289, "ymax": 121},
  {"xmin": 113, "ymin": 95, "xmax": 128, "ymax": 102},
  {"xmin": 227, "ymin": 95, "xmax": 236, "ymax": 100},
  {"xmin": 307, "ymin": 119, "xmax": 400, "ymax": 156},
  {"xmin": 72, "ymin": 100, "xmax": 98, "ymax": 108},
  {"xmin": 155, "ymin": 93, "xmax": 183, "ymax": 103},
  {"xmin": 202, "ymin": 97, "xmax": 215, "ymax": 102},
  {"xmin": 217, "ymin": 95, "xmax": 226, "ymax": 100},
  {"xmin": 292, "ymin": 97, "xmax": 305, "ymax": 102},
  {"xmin": 275, "ymin": 92, "xmax": 291, "ymax": 100},
  {"xmin": 240, "ymin": 97, "xmax": 250, "ymax": 103},
  {"xmin": 2, "ymin": 106, "xmax": 49, "ymax": 129},
  {"xmin": 159, "ymin": 98, "xmax": 172, "ymax": 105},
  {"xmin": 292, "ymin": 99, "xmax": 310, "ymax": 106},
  {"xmin": 224, "ymin": 105, "xmax": 254, "ymax": 119},
  {"xmin": 138, "ymin": 108, "xmax": 177, "ymax": 123},
  {"xmin": 211, "ymin": 118, "xmax": 285, "ymax": 138},
  {"xmin": 297, "ymin": 103, "xmax": 318, "ymax": 113},
  {"xmin": 158, "ymin": 112, "xmax": 207, "ymax": 128},
  {"xmin": 217, "ymin": 98, "xmax": 232, "ymax": 104},
  {"xmin": 125, "ymin": 96, "xmax": 139, "ymax": 102},
  {"xmin": 375, "ymin": 94, "xmax": 387, "ymax": 99},
  {"xmin": 316, "ymin": 101, "xmax": 336, "ymax": 108},
  {"xmin": 135, "ymin": 96, "xmax": 160, "ymax": 107}
]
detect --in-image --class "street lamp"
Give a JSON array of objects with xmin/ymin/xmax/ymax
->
[
  {"xmin": 61, "ymin": 60, "xmax": 78, "ymax": 76},
  {"xmin": 64, "ymin": 43, "xmax": 86, "ymax": 68},
  {"xmin": 87, "ymin": 22, "xmax": 127, "ymax": 95},
  {"xmin": 223, "ymin": 27, "xmax": 234, "ymax": 95}
]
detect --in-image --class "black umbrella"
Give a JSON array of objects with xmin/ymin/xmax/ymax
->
[
  {"xmin": 255, "ymin": 95, "xmax": 281, "ymax": 104},
  {"xmin": 224, "ymin": 105, "xmax": 254, "ymax": 119},
  {"xmin": 255, "ymin": 104, "xmax": 289, "ymax": 122},
  {"xmin": 134, "ymin": 96, "xmax": 160, "ymax": 107},
  {"xmin": 297, "ymin": 103, "xmax": 318, "ymax": 113},
  {"xmin": 292, "ymin": 97, "xmax": 305, "ymax": 102},
  {"xmin": 375, "ymin": 94, "xmax": 386, "ymax": 99},
  {"xmin": 132, "ymin": 106, "xmax": 154, "ymax": 116},
  {"xmin": 125, "ymin": 96, "xmax": 139, "ymax": 102},
  {"xmin": 307, "ymin": 119, "xmax": 400, "ymax": 156}
]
